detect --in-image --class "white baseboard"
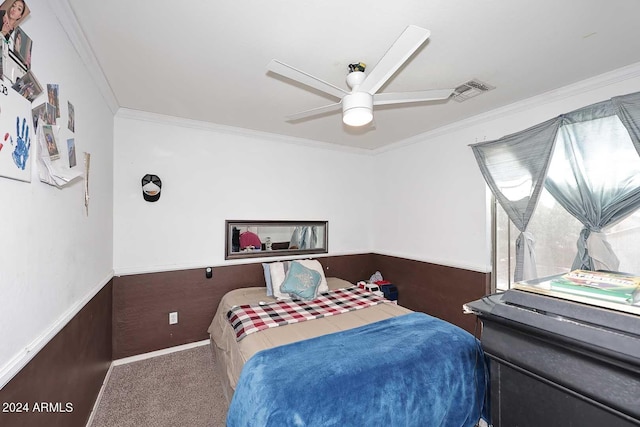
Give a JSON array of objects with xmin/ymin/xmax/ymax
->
[
  {"xmin": 112, "ymin": 339, "xmax": 210, "ymax": 366},
  {"xmin": 85, "ymin": 362, "xmax": 114, "ymax": 427}
]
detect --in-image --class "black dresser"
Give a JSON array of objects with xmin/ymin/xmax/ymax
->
[{"xmin": 465, "ymin": 289, "xmax": 640, "ymax": 427}]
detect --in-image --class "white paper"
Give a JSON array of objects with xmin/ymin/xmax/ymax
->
[{"xmin": 36, "ymin": 124, "xmax": 82, "ymax": 187}]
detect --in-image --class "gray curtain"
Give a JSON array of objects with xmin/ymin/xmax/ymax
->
[
  {"xmin": 290, "ymin": 226, "xmax": 318, "ymax": 249},
  {"xmin": 545, "ymin": 94, "xmax": 640, "ymax": 271},
  {"xmin": 472, "ymin": 90, "xmax": 640, "ymax": 282},
  {"xmin": 613, "ymin": 91, "xmax": 640, "ymax": 157},
  {"xmin": 471, "ymin": 118, "xmax": 561, "ymax": 281},
  {"xmin": 299, "ymin": 226, "xmax": 318, "ymax": 249}
]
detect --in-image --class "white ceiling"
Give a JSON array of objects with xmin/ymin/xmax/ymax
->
[{"xmin": 66, "ymin": 0, "xmax": 640, "ymax": 150}]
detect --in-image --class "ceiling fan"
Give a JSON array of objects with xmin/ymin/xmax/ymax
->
[{"xmin": 267, "ymin": 25, "xmax": 454, "ymax": 127}]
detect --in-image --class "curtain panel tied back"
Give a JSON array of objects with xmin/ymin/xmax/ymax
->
[
  {"xmin": 471, "ymin": 91, "xmax": 640, "ymax": 283},
  {"xmin": 471, "ymin": 118, "xmax": 561, "ymax": 282}
]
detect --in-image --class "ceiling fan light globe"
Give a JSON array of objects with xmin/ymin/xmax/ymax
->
[
  {"xmin": 343, "ymin": 107, "xmax": 373, "ymax": 126},
  {"xmin": 342, "ymin": 92, "xmax": 373, "ymax": 126}
]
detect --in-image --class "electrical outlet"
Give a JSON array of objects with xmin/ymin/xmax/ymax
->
[{"xmin": 169, "ymin": 311, "xmax": 178, "ymax": 325}]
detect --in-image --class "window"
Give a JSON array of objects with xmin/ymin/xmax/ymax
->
[
  {"xmin": 495, "ymin": 191, "xmax": 640, "ymax": 291},
  {"xmin": 474, "ymin": 92, "xmax": 640, "ymax": 291},
  {"xmin": 493, "ymin": 112, "xmax": 640, "ymax": 291}
]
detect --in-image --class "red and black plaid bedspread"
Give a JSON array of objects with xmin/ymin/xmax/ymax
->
[{"xmin": 227, "ymin": 287, "xmax": 388, "ymax": 341}]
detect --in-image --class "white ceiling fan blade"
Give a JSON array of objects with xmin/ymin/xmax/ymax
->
[
  {"xmin": 373, "ymin": 89, "xmax": 454, "ymax": 106},
  {"xmin": 358, "ymin": 25, "xmax": 431, "ymax": 95},
  {"xmin": 286, "ymin": 102, "xmax": 342, "ymax": 121},
  {"xmin": 268, "ymin": 59, "xmax": 349, "ymax": 100}
]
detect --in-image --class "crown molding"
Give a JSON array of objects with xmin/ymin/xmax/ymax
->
[
  {"xmin": 50, "ymin": 0, "xmax": 640, "ymax": 156},
  {"xmin": 115, "ymin": 108, "xmax": 373, "ymax": 155},
  {"xmin": 374, "ymin": 61, "xmax": 640, "ymax": 155},
  {"xmin": 50, "ymin": 0, "xmax": 119, "ymax": 114}
]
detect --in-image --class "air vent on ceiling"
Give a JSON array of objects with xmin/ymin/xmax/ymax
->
[{"xmin": 452, "ymin": 79, "xmax": 495, "ymax": 102}]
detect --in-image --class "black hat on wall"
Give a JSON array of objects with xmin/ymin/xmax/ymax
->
[{"xmin": 142, "ymin": 174, "xmax": 162, "ymax": 202}]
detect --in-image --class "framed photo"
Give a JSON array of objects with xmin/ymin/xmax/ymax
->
[
  {"xmin": 42, "ymin": 125, "xmax": 59, "ymax": 160},
  {"xmin": 47, "ymin": 83, "xmax": 60, "ymax": 117},
  {"xmin": 1, "ymin": 38, "xmax": 26, "ymax": 83},
  {"xmin": 67, "ymin": 101, "xmax": 74, "ymax": 132},
  {"xmin": 31, "ymin": 102, "xmax": 56, "ymax": 129},
  {"xmin": 11, "ymin": 26, "xmax": 31, "ymax": 69},
  {"xmin": 67, "ymin": 138, "xmax": 76, "ymax": 168},
  {"xmin": 0, "ymin": 0, "xmax": 31, "ymax": 42},
  {"xmin": 12, "ymin": 69, "xmax": 41, "ymax": 102}
]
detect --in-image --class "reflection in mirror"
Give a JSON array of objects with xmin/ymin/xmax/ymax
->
[{"xmin": 225, "ymin": 220, "xmax": 328, "ymax": 260}]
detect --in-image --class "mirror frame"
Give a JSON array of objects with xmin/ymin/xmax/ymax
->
[{"xmin": 225, "ymin": 220, "xmax": 328, "ymax": 260}]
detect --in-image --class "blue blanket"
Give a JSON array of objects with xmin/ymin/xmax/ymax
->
[{"xmin": 227, "ymin": 312, "xmax": 489, "ymax": 427}]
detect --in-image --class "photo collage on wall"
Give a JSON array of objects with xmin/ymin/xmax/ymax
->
[
  {"xmin": 0, "ymin": 0, "xmax": 30, "ymax": 84},
  {"xmin": 0, "ymin": 0, "xmax": 33, "ymax": 182},
  {"xmin": 0, "ymin": 0, "xmax": 82, "ymax": 186}
]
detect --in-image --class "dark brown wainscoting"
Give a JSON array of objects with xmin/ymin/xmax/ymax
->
[
  {"xmin": 373, "ymin": 254, "xmax": 491, "ymax": 334},
  {"xmin": 0, "ymin": 256, "xmax": 488, "ymax": 426},
  {"xmin": 112, "ymin": 254, "xmax": 376, "ymax": 359},
  {"xmin": 317, "ymin": 253, "xmax": 377, "ymax": 285},
  {"xmin": 113, "ymin": 253, "xmax": 489, "ymax": 359},
  {"xmin": 0, "ymin": 280, "xmax": 112, "ymax": 427}
]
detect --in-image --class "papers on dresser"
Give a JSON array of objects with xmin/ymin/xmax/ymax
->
[
  {"xmin": 514, "ymin": 270, "xmax": 640, "ymax": 316},
  {"xmin": 549, "ymin": 270, "xmax": 640, "ymax": 304}
]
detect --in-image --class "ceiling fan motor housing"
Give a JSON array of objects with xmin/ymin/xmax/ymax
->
[
  {"xmin": 342, "ymin": 91, "xmax": 373, "ymax": 126},
  {"xmin": 346, "ymin": 71, "xmax": 366, "ymax": 89}
]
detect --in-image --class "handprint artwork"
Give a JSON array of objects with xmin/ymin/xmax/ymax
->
[
  {"xmin": 11, "ymin": 116, "xmax": 30, "ymax": 170},
  {"xmin": 0, "ymin": 87, "xmax": 33, "ymax": 182}
]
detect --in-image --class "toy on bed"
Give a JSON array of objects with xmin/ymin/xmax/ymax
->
[{"xmin": 208, "ymin": 259, "xmax": 489, "ymax": 427}]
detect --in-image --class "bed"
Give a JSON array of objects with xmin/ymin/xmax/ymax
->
[{"xmin": 208, "ymin": 275, "xmax": 488, "ymax": 427}]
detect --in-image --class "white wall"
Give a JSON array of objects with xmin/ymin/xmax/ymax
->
[
  {"xmin": 113, "ymin": 63, "xmax": 640, "ymax": 278},
  {"xmin": 372, "ymin": 128, "xmax": 491, "ymax": 271},
  {"xmin": 372, "ymin": 63, "xmax": 640, "ymax": 272},
  {"xmin": 113, "ymin": 112, "xmax": 375, "ymax": 274},
  {"xmin": 0, "ymin": 0, "xmax": 114, "ymax": 387}
]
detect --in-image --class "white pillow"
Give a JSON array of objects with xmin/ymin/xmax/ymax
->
[
  {"xmin": 269, "ymin": 259, "xmax": 328, "ymax": 300},
  {"xmin": 326, "ymin": 277, "xmax": 353, "ymax": 290},
  {"xmin": 262, "ymin": 263, "xmax": 274, "ymax": 296},
  {"xmin": 269, "ymin": 261, "xmax": 290, "ymax": 300}
]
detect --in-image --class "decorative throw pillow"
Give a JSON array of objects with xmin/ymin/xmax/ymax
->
[
  {"xmin": 294, "ymin": 259, "xmax": 328, "ymax": 294},
  {"xmin": 268, "ymin": 259, "xmax": 328, "ymax": 299},
  {"xmin": 279, "ymin": 261, "xmax": 322, "ymax": 301}
]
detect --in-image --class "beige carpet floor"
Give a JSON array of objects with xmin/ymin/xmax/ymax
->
[{"xmin": 90, "ymin": 344, "xmax": 227, "ymax": 427}]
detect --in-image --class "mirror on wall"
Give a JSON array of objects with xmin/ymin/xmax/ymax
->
[{"xmin": 225, "ymin": 220, "xmax": 328, "ymax": 260}]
